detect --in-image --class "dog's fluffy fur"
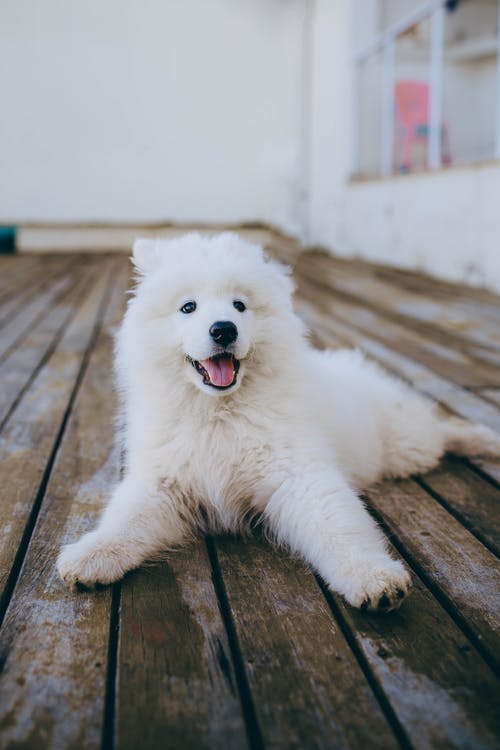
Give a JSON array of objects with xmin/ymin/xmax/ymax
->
[{"xmin": 58, "ymin": 233, "xmax": 500, "ymax": 611}]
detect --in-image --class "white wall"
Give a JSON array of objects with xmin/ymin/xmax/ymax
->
[
  {"xmin": 307, "ymin": 0, "xmax": 353, "ymax": 244},
  {"xmin": 2, "ymin": 0, "xmax": 500, "ymax": 291},
  {"xmin": 0, "ymin": 0, "xmax": 306, "ymax": 234},
  {"xmin": 328, "ymin": 164, "xmax": 500, "ymax": 290},
  {"xmin": 307, "ymin": 0, "xmax": 500, "ymax": 292}
]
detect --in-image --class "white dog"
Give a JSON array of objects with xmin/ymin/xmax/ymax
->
[{"xmin": 58, "ymin": 233, "xmax": 500, "ymax": 611}]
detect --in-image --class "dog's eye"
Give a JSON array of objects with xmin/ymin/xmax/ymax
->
[
  {"xmin": 180, "ymin": 301, "xmax": 196, "ymax": 314},
  {"xmin": 233, "ymin": 300, "xmax": 246, "ymax": 312}
]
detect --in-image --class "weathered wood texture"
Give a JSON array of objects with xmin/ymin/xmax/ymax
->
[
  {"xmin": 214, "ymin": 535, "xmax": 400, "ymax": 750},
  {"xmin": 116, "ymin": 544, "xmax": 247, "ymax": 750},
  {"xmin": 0, "ymin": 245, "xmax": 499, "ymax": 750},
  {"xmin": 0, "ymin": 258, "xmax": 123, "ymax": 749}
]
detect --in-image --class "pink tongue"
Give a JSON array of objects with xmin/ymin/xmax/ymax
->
[
  {"xmin": 201, "ymin": 357, "xmax": 234, "ymax": 386},
  {"xmin": 201, "ymin": 356, "xmax": 235, "ymax": 387}
]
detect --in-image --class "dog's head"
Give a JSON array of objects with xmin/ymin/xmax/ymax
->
[{"xmin": 126, "ymin": 232, "xmax": 299, "ymax": 397}]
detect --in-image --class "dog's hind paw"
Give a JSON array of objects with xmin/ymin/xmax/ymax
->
[{"xmin": 445, "ymin": 421, "xmax": 500, "ymax": 458}]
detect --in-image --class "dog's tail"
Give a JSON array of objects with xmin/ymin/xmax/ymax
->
[{"xmin": 443, "ymin": 419, "xmax": 500, "ymax": 458}]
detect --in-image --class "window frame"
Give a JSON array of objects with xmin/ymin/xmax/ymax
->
[{"xmin": 352, "ymin": 0, "xmax": 500, "ymax": 177}]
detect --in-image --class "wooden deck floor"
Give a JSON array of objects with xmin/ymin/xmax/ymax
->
[{"xmin": 0, "ymin": 236, "xmax": 499, "ymax": 750}]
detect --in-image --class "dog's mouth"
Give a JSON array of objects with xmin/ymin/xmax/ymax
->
[{"xmin": 187, "ymin": 353, "xmax": 240, "ymax": 390}]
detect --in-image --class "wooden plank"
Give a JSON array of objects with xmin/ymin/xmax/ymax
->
[
  {"xmin": 0, "ymin": 256, "xmax": 77, "ymax": 328},
  {"xmin": 294, "ymin": 294, "xmax": 500, "ymax": 484},
  {"xmin": 0, "ymin": 258, "xmax": 114, "ymax": 608},
  {"xmin": 299, "ymin": 252, "xmax": 500, "ymax": 356},
  {"xmin": 0, "ymin": 262, "xmax": 81, "ymax": 362},
  {"xmin": 0, "ymin": 261, "xmax": 127, "ymax": 750},
  {"xmin": 264, "ymin": 235, "xmax": 302, "ymax": 265},
  {"xmin": 366, "ymin": 261, "xmax": 500, "ymax": 327},
  {"xmin": 418, "ymin": 456, "xmax": 500, "ymax": 557},
  {"xmin": 478, "ymin": 389, "xmax": 500, "ymax": 409},
  {"xmin": 116, "ymin": 545, "xmax": 248, "ymax": 750},
  {"xmin": 369, "ymin": 259, "xmax": 500, "ymax": 307},
  {"xmin": 299, "ymin": 254, "xmax": 500, "ymax": 371},
  {"xmin": 469, "ymin": 459, "xmax": 500, "ymax": 489},
  {"xmin": 328, "ymin": 255, "xmax": 500, "ymax": 324},
  {"xmin": 297, "ymin": 272, "xmax": 500, "ymax": 385},
  {"xmin": 0, "ymin": 263, "xmax": 96, "ymax": 430},
  {"xmin": 331, "ymin": 575, "xmax": 500, "ymax": 749},
  {"xmin": 215, "ymin": 535, "xmax": 400, "ymax": 750},
  {"xmin": 0, "ymin": 255, "xmax": 42, "ymax": 300},
  {"xmin": 295, "ymin": 273, "xmax": 500, "ymax": 389},
  {"xmin": 333, "ymin": 260, "xmax": 500, "ymax": 367},
  {"xmin": 365, "ymin": 479, "xmax": 500, "ymax": 670},
  {"xmin": 295, "ymin": 293, "xmax": 500, "ymax": 428}
]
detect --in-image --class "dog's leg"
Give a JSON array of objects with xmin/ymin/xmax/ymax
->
[
  {"xmin": 57, "ymin": 475, "xmax": 189, "ymax": 590},
  {"xmin": 263, "ymin": 468, "xmax": 411, "ymax": 612},
  {"xmin": 442, "ymin": 418, "xmax": 500, "ymax": 458},
  {"xmin": 380, "ymin": 404, "xmax": 500, "ymax": 478}
]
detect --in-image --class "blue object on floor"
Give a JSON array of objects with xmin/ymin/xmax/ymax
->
[{"xmin": 0, "ymin": 227, "xmax": 16, "ymax": 253}]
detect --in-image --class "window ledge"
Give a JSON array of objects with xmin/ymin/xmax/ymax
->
[{"xmin": 349, "ymin": 157, "xmax": 500, "ymax": 185}]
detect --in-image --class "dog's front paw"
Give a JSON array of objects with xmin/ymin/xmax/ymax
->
[
  {"xmin": 57, "ymin": 533, "xmax": 127, "ymax": 590},
  {"xmin": 344, "ymin": 556, "xmax": 411, "ymax": 613}
]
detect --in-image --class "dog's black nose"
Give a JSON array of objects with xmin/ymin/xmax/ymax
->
[{"xmin": 210, "ymin": 321, "xmax": 238, "ymax": 346}]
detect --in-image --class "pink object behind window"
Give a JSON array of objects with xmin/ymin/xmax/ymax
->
[{"xmin": 394, "ymin": 80, "xmax": 451, "ymax": 171}]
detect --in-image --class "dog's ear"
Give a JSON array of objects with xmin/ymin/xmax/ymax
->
[
  {"xmin": 266, "ymin": 257, "xmax": 295, "ymax": 299},
  {"xmin": 131, "ymin": 238, "xmax": 160, "ymax": 274}
]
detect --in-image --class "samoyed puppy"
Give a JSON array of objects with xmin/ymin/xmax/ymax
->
[{"xmin": 58, "ymin": 233, "xmax": 500, "ymax": 611}]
